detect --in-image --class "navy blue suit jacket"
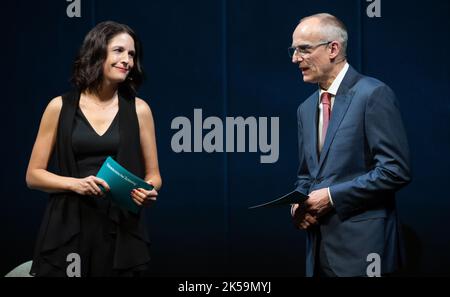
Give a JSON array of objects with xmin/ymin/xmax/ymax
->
[{"xmin": 295, "ymin": 65, "xmax": 411, "ymax": 276}]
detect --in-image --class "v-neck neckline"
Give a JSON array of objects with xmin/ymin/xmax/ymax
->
[{"xmin": 78, "ymin": 107, "xmax": 119, "ymax": 137}]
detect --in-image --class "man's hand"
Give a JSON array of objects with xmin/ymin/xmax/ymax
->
[
  {"xmin": 292, "ymin": 204, "xmax": 318, "ymax": 230},
  {"xmin": 304, "ymin": 188, "xmax": 333, "ymax": 218}
]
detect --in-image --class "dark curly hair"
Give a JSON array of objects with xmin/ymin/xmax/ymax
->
[{"xmin": 71, "ymin": 21, "xmax": 144, "ymax": 98}]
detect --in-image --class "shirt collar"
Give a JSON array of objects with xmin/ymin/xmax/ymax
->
[{"xmin": 319, "ymin": 62, "xmax": 349, "ymax": 97}]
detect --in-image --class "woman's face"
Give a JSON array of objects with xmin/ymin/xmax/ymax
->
[{"xmin": 102, "ymin": 32, "xmax": 135, "ymax": 84}]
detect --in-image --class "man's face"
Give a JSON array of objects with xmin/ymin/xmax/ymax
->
[{"xmin": 291, "ymin": 19, "xmax": 333, "ymax": 85}]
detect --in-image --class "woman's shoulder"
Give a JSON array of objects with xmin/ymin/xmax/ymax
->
[
  {"xmin": 38, "ymin": 96, "xmax": 63, "ymax": 129},
  {"xmin": 135, "ymin": 97, "xmax": 153, "ymax": 116},
  {"xmin": 46, "ymin": 89, "xmax": 81, "ymax": 113},
  {"xmin": 45, "ymin": 96, "xmax": 63, "ymax": 114}
]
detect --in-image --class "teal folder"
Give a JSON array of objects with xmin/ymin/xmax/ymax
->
[
  {"xmin": 96, "ymin": 156, "xmax": 153, "ymax": 214},
  {"xmin": 248, "ymin": 190, "xmax": 309, "ymax": 209}
]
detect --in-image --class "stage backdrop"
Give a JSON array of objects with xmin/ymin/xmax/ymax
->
[{"xmin": 1, "ymin": 0, "xmax": 449, "ymax": 276}]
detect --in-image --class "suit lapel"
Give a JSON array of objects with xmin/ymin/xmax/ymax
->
[
  {"xmin": 317, "ymin": 66, "xmax": 360, "ymax": 170},
  {"xmin": 317, "ymin": 92, "xmax": 354, "ymax": 168},
  {"xmin": 304, "ymin": 90, "xmax": 320, "ymax": 167}
]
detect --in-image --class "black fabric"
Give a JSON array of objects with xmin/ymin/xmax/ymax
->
[
  {"xmin": 72, "ymin": 107, "xmax": 119, "ymax": 177},
  {"xmin": 31, "ymin": 90, "xmax": 151, "ymax": 277}
]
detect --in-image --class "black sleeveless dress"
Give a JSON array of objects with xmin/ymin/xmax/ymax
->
[
  {"xmin": 72, "ymin": 107, "xmax": 119, "ymax": 276},
  {"xmin": 31, "ymin": 90, "xmax": 151, "ymax": 277}
]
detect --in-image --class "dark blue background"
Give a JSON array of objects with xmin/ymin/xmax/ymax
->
[{"xmin": 1, "ymin": 0, "xmax": 449, "ymax": 276}]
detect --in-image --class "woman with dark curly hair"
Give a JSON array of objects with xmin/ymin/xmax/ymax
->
[{"xmin": 26, "ymin": 21, "xmax": 162, "ymax": 277}]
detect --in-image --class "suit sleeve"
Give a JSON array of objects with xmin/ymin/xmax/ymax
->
[
  {"xmin": 329, "ymin": 85, "xmax": 412, "ymax": 220},
  {"xmin": 294, "ymin": 105, "xmax": 312, "ymax": 194}
]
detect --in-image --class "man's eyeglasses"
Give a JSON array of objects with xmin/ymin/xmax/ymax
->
[{"xmin": 288, "ymin": 41, "xmax": 331, "ymax": 58}]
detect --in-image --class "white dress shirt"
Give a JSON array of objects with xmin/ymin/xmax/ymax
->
[
  {"xmin": 318, "ymin": 62, "xmax": 349, "ymax": 152},
  {"xmin": 291, "ymin": 63, "xmax": 349, "ymax": 216},
  {"xmin": 318, "ymin": 63, "xmax": 349, "ymax": 206}
]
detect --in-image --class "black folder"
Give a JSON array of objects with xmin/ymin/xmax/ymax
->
[{"xmin": 248, "ymin": 190, "xmax": 309, "ymax": 209}]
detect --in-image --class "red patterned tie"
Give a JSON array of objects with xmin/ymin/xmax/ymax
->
[{"xmin": 320, "ymin": 92, "xmax": 331, "ymax": 150}]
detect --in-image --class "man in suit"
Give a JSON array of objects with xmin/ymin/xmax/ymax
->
[{"xmin": 289, "ymin": 13, "xmax": 411, "ymax": 277}]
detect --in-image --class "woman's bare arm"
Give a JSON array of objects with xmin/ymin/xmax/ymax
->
[
  {"xmin": 136, "ymin": 98, "xmax": 162, "ymax": 191},
  {"xmin": 26, "ymin": 96, "xmax": 109, "ymax": 196}
]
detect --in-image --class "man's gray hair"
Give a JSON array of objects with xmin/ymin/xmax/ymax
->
[{"xmin": 300, "ymin": 13, "xmax": 348, "ymax": 57}]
